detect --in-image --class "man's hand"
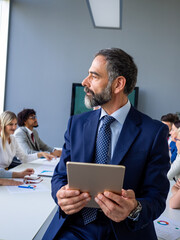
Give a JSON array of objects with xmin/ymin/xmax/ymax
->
[
  {"xmin": 52, "ymin": 149, "xmax": 62, "ymax": 157},
  {"xmin": 95, "ymin": 189, "xmax": 138, "ymax": 222},
  {"xmin": 39, "ymin": 152, "xmax": 55, "ymax": 160},
  {"xmin": 56, "ymin": 184, "xmax": 91, "ymax": 215}
]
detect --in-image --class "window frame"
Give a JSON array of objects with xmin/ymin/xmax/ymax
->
[{"xmin": 0, "ymin": 0, "xmax": 10, "ymax": 113}]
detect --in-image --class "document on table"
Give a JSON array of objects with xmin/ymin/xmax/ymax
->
[
  {"xmin": 154, "ymin": 216, "xmax": 180, "ymax": 240},
  {"xmin": 30, "ymin": 157, "xmax": 60, "ymax": 166},
  {"xmin": 37, "ymin": 168, "xmax": 54, "ymax": 177},
  {"xmin": 6, "ymin": 179, "xmax": 49, "ymax": 193},
  {"xmin": 29, "ymin": 157, "xmax": 60, "ymax": 177}
]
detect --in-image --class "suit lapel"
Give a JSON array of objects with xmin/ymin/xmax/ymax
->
[
  {"xmin": 32, "ymin": 130, "xmax": 40, "ymax": 150},
  {"xmin": 111, "ymin": 107, "xmax": 142, "ymax": 165},
  {"xmin": 22, "ymin": 127, "xmax": 36, "ymax": 148},
  {"xmin": 83, "ymin": 110, "xmax": 101, "ymax": 163}
]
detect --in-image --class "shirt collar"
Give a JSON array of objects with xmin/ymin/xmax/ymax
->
[
  {"xmin": 25, "ymin": 127, "xmax": 33, "ymax": 135},
  {"xmin": 100, "ymin": 100, "xmax": 131, "ymax": 125}
]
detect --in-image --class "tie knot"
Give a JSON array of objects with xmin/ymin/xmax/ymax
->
[{"xmin": 102, "ymin": 115, "xmax": 115, "ymax": 127}]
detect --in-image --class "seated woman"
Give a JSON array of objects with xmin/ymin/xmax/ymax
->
[
  {"xmin": 0, "ymin": 111, "xmax": 54, "ymax": 169},
  {"xmin": 0, "ymin": 168, "xmax": 34, "ymax": 186},
  {"xmin": 169, "ymin": 178, "xmax": 180, "ymax": 209},
  {"xmin": 167, "ymin": 128, "xmax": 180, "ymax": 181},
  {"xmin": 161, "ymin": 113, "xmax": 179, "ymax": 145},
  {"xmin": 169, "ymin": 120, "xmax": 180, "ymax": 163}
]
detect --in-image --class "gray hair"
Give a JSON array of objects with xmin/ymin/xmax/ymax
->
[{"xmin": 95, "ymin": 48, "xmax": 138, "ymax": 95}]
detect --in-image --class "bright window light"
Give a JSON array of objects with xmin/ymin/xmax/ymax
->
[
  {"xmin": 0, "ymin": 0, "xmax": 10, "ymax": 113},
  {"xmin": 87, "ymin": 0, "xmax": 121, "ymax": 29}
]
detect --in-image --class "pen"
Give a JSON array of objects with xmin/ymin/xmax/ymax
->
[{"xmin": 18, "ymin": 185, "xmax": 35, "ymax": 189}]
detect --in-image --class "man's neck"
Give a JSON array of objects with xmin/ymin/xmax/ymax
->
[
  {"xmin": 101, "ymin": 95, "xmax": 128, "ymax": 115},
  {"xmin": 25, "ymin": 125, "xmax": 33, "ymax": 131}
]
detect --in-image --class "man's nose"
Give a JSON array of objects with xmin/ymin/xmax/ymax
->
[{"xmin": 82, "ymin": 76, "xmax": 90, "ymax": 87}]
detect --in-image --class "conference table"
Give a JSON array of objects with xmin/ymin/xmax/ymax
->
[
  {"xmin": 0, "ymin": 159, "xmax": 58, "ymax": 240},
  {"xmin": 156, "ymin": 180, "xmax": 180, "ymax": 240},
  {"xmin": 1, "ymin": 159, "xmax": 180, "ymax": 240}
]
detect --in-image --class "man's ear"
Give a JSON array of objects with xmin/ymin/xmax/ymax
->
[{"xmin": 112, "ymin": 76, "xmax": 126, "ymax": 94}]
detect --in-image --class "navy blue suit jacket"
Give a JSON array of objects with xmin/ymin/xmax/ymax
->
[{"xmin": 43, "ymin": 106, "xmax": 170, "ymax": 240}]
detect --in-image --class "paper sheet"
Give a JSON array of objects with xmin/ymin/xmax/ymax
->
[
  {"xmin": 6, "ymin": 180, "xmax": 49, "ymax": 193},
  {"xmin": 37, "ymin": 169, "xmax": 54, "ymax": 177},
  {"xmin": 154, "ymin": 216, "xmax": 180, "ymax": 240},
  {"xmin": 28, "ymin": 158, "xmax": 60, "ymax": 177},
  {"xmin": 32, "ymin": 165, "xmax": 55, "ymax": 177},
  {"xmin": 30, "ymin": 157, "xmax": 60, "ymax": 166}
]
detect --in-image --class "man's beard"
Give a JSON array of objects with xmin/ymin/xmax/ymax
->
[{"xmin": 84, "ymin": 81, "xmax": 112, "ymax": 109}]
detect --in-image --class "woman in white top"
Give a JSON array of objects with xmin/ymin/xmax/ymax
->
[
  {"xmin": 169, "ymin": 178, "xmax": 180, "ymax": 209},
  {"xmin": 167, "ymin": 128, "xmax": 180, "ymax": 181},
  {"xmin": 0, "ymin": 111, "xmax": 54, "ymax": 169}
]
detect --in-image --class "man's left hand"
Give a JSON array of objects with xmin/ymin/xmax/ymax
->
[
  {"xmin": 52, "ymin": 149, "xmax": 62, "ymax": 157},
  {"xmin": 95, "ymin": 189, "xmax": 138, "ymax": 222}
]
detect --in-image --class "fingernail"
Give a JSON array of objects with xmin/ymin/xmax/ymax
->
[
  {"xmin": 98, "ymin": 194, "xmax": 103, "ymax": 199},
  {"xmin": 83, "ymin": 193, "xmax": 89, "ymax": 198}
]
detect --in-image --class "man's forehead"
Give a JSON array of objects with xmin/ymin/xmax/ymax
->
[
  {"xmin": 92, "ymin": 55, "xmax": 106, "ymax": 65},
  {"xmin": 89, "ymin": 55, "xmax": 107, "ymax": 73}
]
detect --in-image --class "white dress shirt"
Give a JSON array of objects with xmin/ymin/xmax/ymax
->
[
  {"xmin": 98, "ymin": 100, "xmax": 131, "ymax": 159},
  {"xmin": 0, "ymin": 135, "xmax": 38, "ymax": 168},
  {"xmin": 25, "ymin": 127, "xmax": 36, "ymax": 143}
]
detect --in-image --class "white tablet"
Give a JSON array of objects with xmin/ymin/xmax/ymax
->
[{"xmin": 67, "ymin": 162, "xmax": 125, "ymax": 208}]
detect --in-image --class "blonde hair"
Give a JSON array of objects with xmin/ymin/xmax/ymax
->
[{"xmin": 0, "ymin": 111, "xmax": 17, "ymax": 149}]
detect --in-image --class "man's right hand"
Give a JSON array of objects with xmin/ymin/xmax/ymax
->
[{"xmin": 56, "ymin": 184, "xmax": 91, "ymax": 215}]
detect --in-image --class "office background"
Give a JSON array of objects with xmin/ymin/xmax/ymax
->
[{"xmin": 4, "ymin": 0, "xmax": 180, "ymax": 147}]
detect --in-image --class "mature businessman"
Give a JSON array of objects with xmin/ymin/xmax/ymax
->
[{"xmin": 43, "ymin": 48, "xmax": 170, "ymax": 240}]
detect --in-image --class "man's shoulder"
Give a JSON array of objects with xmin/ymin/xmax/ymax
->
[
  {"xmin": 14, "ymin": 126, "xmax": 27, "ymax": 136},
  {"xmin": 71, "ymin": 109, "xmax": 100, "ymax": 122},
  {"xmin": 32, "ymin": 129, "xmax": 39, "ymax": 136},
  {"xmin": 130, "ymin": 107, "xmax": 166, "ymax": 130}
]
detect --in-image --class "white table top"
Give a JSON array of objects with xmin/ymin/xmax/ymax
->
[
  {"xmin": 157, "ymin": 180, "xmax": 180, "ymax": 240},
  {"xmin": 0, "ymin": 162, "xmax": 56, "ymax": 240}
]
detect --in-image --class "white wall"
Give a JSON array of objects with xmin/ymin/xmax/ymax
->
[{"xmin": 5, "ymin": 0, "xmax": 180, "ymax": 147}]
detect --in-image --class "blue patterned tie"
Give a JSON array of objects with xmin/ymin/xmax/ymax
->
[{"xmin": 82, "ymin": 115, "xmax": 115, "ymax": 225}]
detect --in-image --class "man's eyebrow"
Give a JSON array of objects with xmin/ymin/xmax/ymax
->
[{"xmin": 89, "ymin": 71, "xmax": 101, "ymax": 77}]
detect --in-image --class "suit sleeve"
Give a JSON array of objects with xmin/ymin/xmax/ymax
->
[
  {"xmin": 13, "ymin": 136, "xmax": 38, "ymax": 162},
  {"xmin": 125, "ymin": 124, "xmax": 170, "ymax": 231},
  {"xmin": 14, "ymin": 130, "xmax": 35, "ymax": 154},
  {"xmin": 34, "ymin": 131, "xmax": 53, "ymax": 153}
]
